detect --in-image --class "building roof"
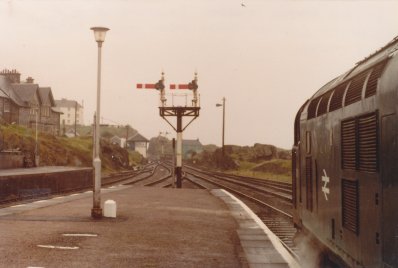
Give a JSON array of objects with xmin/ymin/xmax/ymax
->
[
  {"xmin": 111, "ymin": 135, "xmax": 121, "ymax": 141},
  {"xmin": 55, "ymin": 98, "xmax": 83, "ymax": 109},
  {"xmin": 51, "ymin": 107, "xmax": 63, "ymax": 114},
  {"xmin": 38, "ymin": 87, "xmax": 55, "ymax": 106},
  {"xmin": 11, "ymin": 83, "xmax": 40, "ymax": 105},
  {"xmin": 0, "ymin": 75, "xmax": 25, "ymax": 106},
  {"xmin": 127, "ymin": 133, "xmax": 149, "ymax": 142},
  {"xmin": 183, "ymin": 139, "xmax": 202, "ymax": 147}
]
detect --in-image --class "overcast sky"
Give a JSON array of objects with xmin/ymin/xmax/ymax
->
[{"xmin": 1, "ymin": 0, "xmax": 397, "ymax": 149}]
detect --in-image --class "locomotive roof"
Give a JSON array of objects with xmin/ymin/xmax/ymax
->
[{"xmin": 310, "ymin": 35, "xmax": 398, "ymax": 100}]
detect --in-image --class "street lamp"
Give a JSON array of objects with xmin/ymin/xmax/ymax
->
[
  {"xmin": 90, "ymin": 26, "xmax": 109, "ymax": 219},
  {"xmin": 34, "ymin": 107, "xmax": 39, "ymax": 166},
  {"xmin": 216, "ymin": 97, "xmax": 226, "ymax": 156}
]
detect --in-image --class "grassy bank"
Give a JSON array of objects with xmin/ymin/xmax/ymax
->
[{"xmin": 0, "ymin": 124, "xmax": 135, "ymax": 173}]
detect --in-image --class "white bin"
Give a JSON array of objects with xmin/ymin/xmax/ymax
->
[{"xmin": 104, "ymin": 200, "xmax": 117, "ymax": 218}]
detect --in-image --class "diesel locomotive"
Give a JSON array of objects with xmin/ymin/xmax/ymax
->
[{"xmin": 292, "ymin": 36, "xmax": 398, "ymax": 267}]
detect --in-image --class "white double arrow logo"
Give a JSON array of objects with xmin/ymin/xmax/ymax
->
[{"xmin": 321, "ymin": 169, "xmax": 330, "ymax": 201}]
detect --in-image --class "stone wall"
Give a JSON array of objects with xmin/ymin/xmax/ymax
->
[
  {"xmin": 0, "ymin": 152, "xmax": 24, "ymax": 169},
  {"xmin": 0, "ymin": 167, "xmax": 93, "ymax": 202}
]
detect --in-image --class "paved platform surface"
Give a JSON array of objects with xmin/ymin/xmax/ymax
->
[{"xmin": 0, "ymin": 185, "xmax": 298, "ymax": 268}]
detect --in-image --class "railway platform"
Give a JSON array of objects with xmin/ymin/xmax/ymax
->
[{"xmin": 0, "ymin": 185, "xmax": 298, "ymax": 267}]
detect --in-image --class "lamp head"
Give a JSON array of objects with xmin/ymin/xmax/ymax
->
[{"xmin": 90, "ymin": 27, "xmax": 110, "ymax": 43}]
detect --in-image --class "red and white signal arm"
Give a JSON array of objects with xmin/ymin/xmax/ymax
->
[
  {"xmin": 170, "ymin": 84, "xmax": 189, "ymax": 90},
  {"xmin": 136, "ymin": 83, "xmax": 156, "ymax": 89}
]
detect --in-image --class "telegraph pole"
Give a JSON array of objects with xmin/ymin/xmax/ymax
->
[
  {"xmin": 74, "ymin": 101, "xmax": 77, "ymax": 137},
  {"xmin": 125, "ymin": 125, "xmax": 129, "ymax": 148}
]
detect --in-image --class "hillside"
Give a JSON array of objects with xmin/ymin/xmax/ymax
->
[
  {"xmin": 0, "ymin": 124, "xmax": 141, "ymax": 173},
  {"xmin": 72, "ymin": 125, "xmax": 138, "ymax": 138},
  {"xmin": 189, "ymin": 143, "xmax": 292, "ymax": 183}
]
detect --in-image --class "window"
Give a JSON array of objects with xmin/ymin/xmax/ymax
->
[
  {"xmin": 305, "ymin": 157, "xmax": 313, "ymax": 211},
  {"xmin": 4, "ymin": 99, "xmax": 10, "ymax": 112},
  {"xmin": 0, "ymin": 98, "xmax": 3, "ymax": 115},
  {"xmin": 306, "ymin": 131, "xmax": 311, "ymax": 154}
]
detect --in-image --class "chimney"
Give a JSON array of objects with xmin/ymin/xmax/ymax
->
[
  {"xmin": 26, "ymin": 77, "xmax": 34, "ymax": 83},
  {"xmin": 0, "ymin": 69, "xmax": 21, "ymax": 83}
]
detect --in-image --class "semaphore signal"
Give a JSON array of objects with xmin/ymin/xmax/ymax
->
[{"xmin": 137, "ymin": 71, "xmax": 200, "ymax": 188}]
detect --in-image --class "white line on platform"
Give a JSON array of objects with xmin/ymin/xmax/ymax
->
[
  {"xmin": 52, "ymin": 196, "xmax": 64, "ymax": 199},
  {"xmin": 37, "ymin": 245, "xmax": 79, "ymax": 250},
  {"xmin": 34, "ymin": 200, "xmax": 48, "ymax": 203},
  {"xmin": 69, "ymin": 194, "xmax": 80, "ymax": 196},
  {"xmin": 10, "ymin": 204, "xmax": 26, "ymax": 208},
  {"xmin": 84, "ymin": 191, "xmax": 92, "ymax": 194},
  {"xmin": 62, "ymin": 233, "xmax": 98, "ymax": 237},
  {"xmin": 27, "ymin": 266, "xmax": 45, "ymax": 268}
]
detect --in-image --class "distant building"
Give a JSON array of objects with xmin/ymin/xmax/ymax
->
[
  {"xmin": 64, "ymin": 128, "xmax": 80, "ymax": 138},
  {"xmin": 110, "ymin": 135, "xmax": 126, "ymax": 148},
  {"xmin": 0, "ymin": 69, "xmax": 62, "ymax": 135},
  {"xmin": 183, "ymin": 139, "xmax": 203, "ymax": 159},
  {"xmin": 127, "ymin": 133, "xmax": 149, "ymax": 158},
  {"xmin": 55, "ymin": 98, "xmax": 84, "ymax": 126}
]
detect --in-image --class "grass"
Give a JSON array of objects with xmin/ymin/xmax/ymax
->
[
  {"xmin": 0, "ymin": 124, "xmax": 131, "ymax": 172},
  {"xmin": 227, "ymin": 170, "xmax": 291, "ymax": 184},
  {"xmin": 227, "ymin": 159, "xmax": 292, "ymax": 184}
]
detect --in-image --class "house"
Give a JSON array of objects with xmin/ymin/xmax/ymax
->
[
  {"xmin": 0, "ymin": 74, "xmax": 24, "ymax": 125},
  {"xmin": 0, "ymin": 69, "xmax": 62, "ymax": 135},
  {"xmin": 127, "ymin": 133, "xmax": 149, "ymax": 158},
  {"xmin": 110, "ymin": 135, "xmax": 126, "ymax": 148},
  {"xmin": 55, "ymin": 98, "xmax": 84, "ymax": 126},
  {"xmin": 182, "ymin": 139, "xmax": 203, "ymax": 159}
]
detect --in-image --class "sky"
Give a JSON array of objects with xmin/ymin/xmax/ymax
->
[{"xmin": 1, "ymin": 0, "xmax": 397, "ymax": 149}]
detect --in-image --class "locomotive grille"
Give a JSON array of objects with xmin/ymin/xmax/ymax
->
[
  {"xmin": 345, "ymin": 71, "xmax": 368, "ymax": 106},
  {"xmin": 307, "ymin": 96, "xmax": 321, "ymax": 120},
  {"xmin": 358, "ymin": 113, "xmax": 378, "ymax": 172},
  {"xmin": 329, "ymin": 82, "xmax": 348, "ymax": 112},
  {"xmin": 342, "ymin": 179, "xmax": 359, "ymax": 235},
  {"xmin": 365, "ymin": 60, "xmax": 388, "ymax": 98},
  {"xmin": 342, "ymin": 119, "xmax": 357, "ymax": 170},
  {"xmin": 317, "ymin": 90, "xmax": 333, "ymax": 116}
]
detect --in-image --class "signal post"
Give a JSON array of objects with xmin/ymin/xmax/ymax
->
[{"xmin": 137, "ymin": 72, "xmax": 200, "ymax": 188}]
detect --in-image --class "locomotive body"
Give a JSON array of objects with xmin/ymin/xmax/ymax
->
[{"xmin": 293, "ymin": 36, "xmax": 398, "ymax": 267}]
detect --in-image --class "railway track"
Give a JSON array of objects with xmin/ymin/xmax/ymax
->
[{"xmin": 181, "ymin": 165, "xmax": 299, "ymax": 260}]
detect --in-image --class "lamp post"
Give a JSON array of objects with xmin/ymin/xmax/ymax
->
[
  {"xmin": 35, "ymin": 107, "xmax": 39, "ymax": 166},
  {"xmin": 216, "ymin": 97, "xmax": 226, "ymax": 156},
  {"xmin": 90, "ymin": 26, "xmax": 109, "ymax": 219}
]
